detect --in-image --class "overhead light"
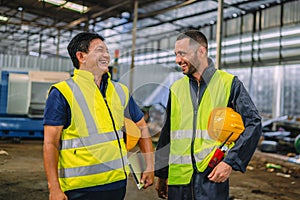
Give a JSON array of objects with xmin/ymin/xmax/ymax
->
[
  {"xmin": 41, "ymin": 0, "xmax": 65, "ymax": 6},
  {"xmin": 0, "ymin": 15, "xmax": 8, "ymax": 21},
  {"xmin": 29, "ymin": 51, "xmax": 39, "ymax": 57},
  {"xmin": 39, "ymin": 0, "xmax": 89, "ymax": 13},
  {"xmin": 64, "ymin": 2, "xmax": 88, "ymax": 13},
  {"xmin": 260, "ymin": 4, "xmax": 266, "ymax": 9},
  {"xmin": 21, "ymin": 24, "xmax": 29, "ymax": 31}
]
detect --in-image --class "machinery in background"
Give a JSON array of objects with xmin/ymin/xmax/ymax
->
[{"xmin": 0, "ymin": 70, "xmax": 70, "ymax": 140}]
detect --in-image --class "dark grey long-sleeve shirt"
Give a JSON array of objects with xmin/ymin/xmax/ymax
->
[{"xmin": 155, "ymin": 64, "xmax": 262, "ymax": 179}]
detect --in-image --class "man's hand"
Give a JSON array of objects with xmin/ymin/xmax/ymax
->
[
  {"xmin": 49, "ymin": 188, "xmax": 68, "ymax": 200},
  {"xmin": 140, "ymin": 167, "xmax": 154, "ymax": 188},
  {"xmin": 207, "ymin": 161, "xmax": 232, "ymax": 183},
  {"xmin": 136, "ymin": 118, "xmax": 154, "ymax": 189},
  {"xmin": 155, "ymin": 178, "xmax": 168, "ymax": 199}
]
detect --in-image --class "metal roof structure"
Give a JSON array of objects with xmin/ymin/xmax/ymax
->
[{"xmin": 0, "ymin": 0, "xmax": 295, "ymax": 59}]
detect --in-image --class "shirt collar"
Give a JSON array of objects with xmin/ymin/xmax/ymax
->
[
  {"xmin": 73, "ymin": 69, "xmax": 111, "ymax": 82},
  {"xmin": 73, "ymin": 69, "xmax": 94, "ymax": 80},
  {"xmin": 188, "ymin": 57, "xmax": 217, "ymax": 84}
]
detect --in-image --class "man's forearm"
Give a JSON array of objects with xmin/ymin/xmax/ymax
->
[
  {"xmin": 136, "ymin": 118, "xmax": 154, "ymax": 170},
  {"xmin": 43, "ymin": 143, "xmax": 61, "ymax": 190},
  {"xmin": 139, "ymin": 131, "xmax": 154, "ymax": 170},
  {"xmin": 137, "ymin": 121, "xmax": 155, "ymax": 188}
]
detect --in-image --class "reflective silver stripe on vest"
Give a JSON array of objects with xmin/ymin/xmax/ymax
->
[
  {"xmin": 61, "ymin": 130, "xmax": 123, "ymax": 149},
  {"xmin": 171, "ymin": 130, "xmax": 210, "ymax": 140},
  {"xmin": 66, "ymin": 79, "xmax": 98, "ymax": 136},
  {"xmin": 169, "ymin": 147, "xmax": 213, "ymax": 165},
  {"xmin": 194, "ymin": 129, "xmax": 215, "ymax": 162},
  {"xmin": 195, "ymin": 130, "xmax": 211, "ymax": 140},
  {"xmin": 194, "ymin": 147, "xmax": 215, "ymax": 163},
  {"xmin": 112, "ymin": 81, "xmax": 126, "ymax": 107},
  {"xmin": 59, "ymin": 155, "xmax": 128, "ymax": 178},
  {"xmin": 169, "ymin": 129, "xmax": 214, "ymax": 164},
  {"xmin": 169, "ymin": 154, "xmax": 192, "ymax": 165},
  {"xmin": 171, "ymin": 130, "xmax": 193, "ymax": 140}
]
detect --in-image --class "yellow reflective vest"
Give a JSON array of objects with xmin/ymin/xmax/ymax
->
[
  {"xmin": 52, "ymin": 69, "xmax": 129, "ymax": 192},
  {"xmin": 168, "ymin": 70, "xmax": 234, "ymax": 185}
]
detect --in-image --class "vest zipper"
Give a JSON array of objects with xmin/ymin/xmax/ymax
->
[
  {"xmin": 103, "ymin": 83, "xmax": 127, "ymax": 179},
  {"xmin": 191, "ymin": 81, "xmax": 200, "ymax": 172}
]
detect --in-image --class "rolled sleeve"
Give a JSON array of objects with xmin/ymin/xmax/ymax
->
[
  {"xmin": 124, "ymin": 96, "xmax": 144, "ymax": 123},
  {"xmin": 43, "ymin": 88, "xmax": 69, "ymax": 127}
]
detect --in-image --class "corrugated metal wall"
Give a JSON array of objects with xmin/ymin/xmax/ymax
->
[
  {"xmin": 0, "ymin": 54, "xmax": 72, "ymax": 72},
  {"xmin": 227, "ymin": 64, "xmax": 300, "ymax": 119}
]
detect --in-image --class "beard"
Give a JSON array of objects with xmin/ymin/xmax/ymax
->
[{"xmin": 183, "ymin": 62, "xmax": 198, "ymax": 76}]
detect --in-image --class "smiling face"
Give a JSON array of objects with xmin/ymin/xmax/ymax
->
[
  {"xmin": 77, "ymin": 38, "xmax": 111, "ymax": 76},
  {"xmin": 174, "ymin": 38, "xmax": 200, "ymax": 76}
]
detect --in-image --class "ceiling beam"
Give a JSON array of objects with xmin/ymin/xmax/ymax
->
[
  {"xmin": 139, "ymin": 0, "xmax": 198, "ymax": 19},
  {"xmin": 62, "ymin": 0, "xmax": 132, "ymax": 29}
]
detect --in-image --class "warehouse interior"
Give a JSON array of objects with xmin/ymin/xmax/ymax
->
[
  {"xmin": 1, "ymin": 0, "xmax": 300, "ymax": 148},
  {"xmin": 0, "ymin": 0, "xmax": 300, "ymax": 199}
]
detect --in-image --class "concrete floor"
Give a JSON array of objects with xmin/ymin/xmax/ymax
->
[{"xmin": 125, "ymin": 176, "xmax": 159, "ymax": 200}]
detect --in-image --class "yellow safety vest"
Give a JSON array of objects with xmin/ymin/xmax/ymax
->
[
  {"xmin": 168, "ymin": 70, "xmax": 234, "ymax": 185},
  {"xmin": 52, "ymin": 69, "xmax": 129, "ymax": 191}
]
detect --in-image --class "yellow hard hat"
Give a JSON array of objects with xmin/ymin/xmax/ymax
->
[
  {"xmin": 124, "ymin": 118, "xmax": 141, "ymax": 151},
  {"xmin": 207, "ymin": 107, "xmax": 245, "ymax": 143}
]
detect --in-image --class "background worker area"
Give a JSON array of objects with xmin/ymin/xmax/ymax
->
[
  {"xmin": 154, "ymin": 30, "xmax": 262, "ymax": 200},
  {"xmin": 43, "ymin": 32, "xmax": 154, "ymax": 200}
]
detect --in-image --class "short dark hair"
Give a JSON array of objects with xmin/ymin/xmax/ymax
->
[
  {"xmin": 177, "ymin": 30, "xmax": 208, "ymax": 50},
  {"xmin": 67, "ymin": 32, "xmax": 105, "ymax": 69}
]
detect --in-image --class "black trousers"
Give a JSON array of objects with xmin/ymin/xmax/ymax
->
[{"xmin": 65, "ymin": 187, "xmax": 126, "ymax": 200}]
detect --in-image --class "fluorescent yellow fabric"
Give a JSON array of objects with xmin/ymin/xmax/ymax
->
[
  {"xmin": 52, "ymin": 69, "xmax": 129, "ymax": 191},
  {"xmin": 168, "ymin": 70, "xmax": 234, "ymax": 185}
]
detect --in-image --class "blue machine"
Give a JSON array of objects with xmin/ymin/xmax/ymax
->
[
  {"xmin": 0, "ymin": 71, "xmax": 44, "ymax": 139},
  {"xmin": 0, "ymin": 70, "xmax": 70, "ymax": 139}
]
